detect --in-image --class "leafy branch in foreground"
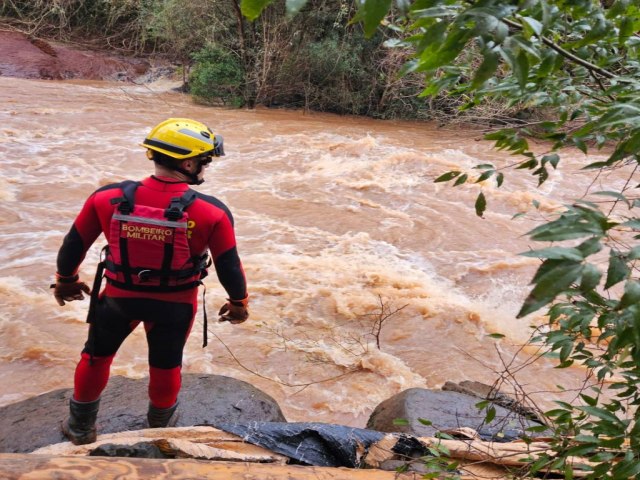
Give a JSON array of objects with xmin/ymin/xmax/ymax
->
[{"xmin": 240, "ymin": 0, "xmax": 640, "ymax": 477}]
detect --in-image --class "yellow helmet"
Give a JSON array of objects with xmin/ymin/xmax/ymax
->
[{"xmin": 142, "ymin": 118, "xmax": 215, "ymax": 160}]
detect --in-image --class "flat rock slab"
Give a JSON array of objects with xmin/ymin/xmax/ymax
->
[
  {"xmin": 366, "ymin": 388, "xmax": 544, "ymax": 442},
  {"xmin": 0, "ymin": 374, "xmax": 285, "ymax": 453}
]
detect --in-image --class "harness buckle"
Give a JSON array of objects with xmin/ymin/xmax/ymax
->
[{"xmin": 138, "ymin": 270, "xmax": 152, "ymax": 282}]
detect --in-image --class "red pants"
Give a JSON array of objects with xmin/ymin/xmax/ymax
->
[{"xmin": 73, "ymin": 296, "xmax": 196, "ymax": 408}]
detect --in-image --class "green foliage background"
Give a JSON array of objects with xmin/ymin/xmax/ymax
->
[
  {"xmin": 244, "ymin": 0, "xmax": 640, "ymax": 477},
  {"xmin": 1, "ymin": 0, "xmax": 504, "ymax": 120}
]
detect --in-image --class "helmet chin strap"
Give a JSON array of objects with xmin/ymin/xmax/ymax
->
[
  {"xmin": 151, "ymin": 150, "xmax": 207, "ymax": 185},
  {"xmin": 175, "ymin": 163, "xmax": 204, "ymax": 185},
  {"xmin": 164, "ymin": 157, "xmax": 205, "ymax": 185}
]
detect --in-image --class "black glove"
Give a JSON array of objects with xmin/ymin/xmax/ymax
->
[
  {"xmin": 218, "ymin": 297, "xmax": 249, "ymax": 324},
  {"xmin": 51, "ymin": 273, "xmax": 91, "ymax": 306}
]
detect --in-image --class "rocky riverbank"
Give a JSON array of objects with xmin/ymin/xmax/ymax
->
[{"xmin": 0, "ymin": 375, "xmax": 550, "ymax": 478}]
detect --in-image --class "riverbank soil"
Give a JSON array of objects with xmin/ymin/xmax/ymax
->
[{"xmin": 0, "ymin": 29, "xmax": 154, "ymax": 81}]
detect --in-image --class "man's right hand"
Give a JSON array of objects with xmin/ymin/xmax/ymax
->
[
  {"xmin": 218, "ymin": 297, "xmax": 249, "ymax": 324},
  {"xmin": 51, "ymin": 274, "xmax": 91, "ymax": 306}
]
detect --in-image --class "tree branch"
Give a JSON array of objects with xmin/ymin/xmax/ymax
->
[{"xmin": 501, "ymin": 17, "xmax": 616, "ymax": 80}]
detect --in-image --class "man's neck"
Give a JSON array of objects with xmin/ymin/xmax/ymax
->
[{"xmin": 154, "ymin": 165, "xmax": 189, "ymax": 182}]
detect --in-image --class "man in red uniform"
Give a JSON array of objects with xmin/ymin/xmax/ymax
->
[{"xmin": 52, "ymin": 118, "xmax": 249, "ymax": 445}]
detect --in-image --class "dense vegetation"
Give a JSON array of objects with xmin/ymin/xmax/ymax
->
[
  {"xmin": 2, "ymin": 0, "xmax": 473, "ymax": 120},
  {"xmin": 241, "ymin": 0, "xmax": 640, "ymax": 477},
  {"xmin": 300, "ymin": 0, "xmax": 640, "ymax": 478},
  {"xmin": 0, "ymin": 1, "xmax": 537, "ymax": 123}
]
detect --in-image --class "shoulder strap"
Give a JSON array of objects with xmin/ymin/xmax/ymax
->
[
  {"xmin": 165, "ymin": 189, "xmax": 197, "ymax": 221},
  {"xmin": 110, "ymin": 180, "xmax": 141, "ymax": 215}
]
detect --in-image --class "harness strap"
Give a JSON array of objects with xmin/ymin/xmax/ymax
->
[
  {"xmin": 110, "ymin": 180, "xmax": 141, "ymax": 213},
  {"xmin": 105, "ymin": 278, "xmax": 201, "ymax": 292},
  {"xmin": 201, "ymin": 282, "xmax": 208, "ymax": 348},
  {"xmin": 110, "ymin": 181, "xmax": 142, "ymax": 286},
  {"xmin": 86, "ymin": 248, "xmax": 107, "ymax": 365},
  {"xmin": 165, "ymin": 190, "xmax": 197, "ymax": 221},
  {"xmin": 104, "ymin": 255, "xmax": 209, "ymax": 280}
]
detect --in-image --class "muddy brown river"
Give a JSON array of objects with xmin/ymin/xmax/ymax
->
[{"xmin": 0, "ymin": 76, "xmax": 624, "ymax": 426}]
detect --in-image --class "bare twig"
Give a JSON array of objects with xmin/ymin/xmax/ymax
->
[{"xmin": 208, "ymin": 328, "xmax": 360, "ymax": 393}]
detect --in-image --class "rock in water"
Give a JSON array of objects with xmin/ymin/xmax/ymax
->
[
  {"xmin": 366, "ymin": 388, "xmax": 545, "ymax": 441},
  {"xmin": 0, "ymin": 374, "xmax": 285, "ymax": 453}
]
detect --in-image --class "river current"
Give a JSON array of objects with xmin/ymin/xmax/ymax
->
[{"xmin": 0, "ymin": 77, "xmax": 621, "ymax": 426}]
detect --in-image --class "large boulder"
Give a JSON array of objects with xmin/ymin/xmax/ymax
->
[
  {"xmin": 366, "ymin": 387, "xmax": 546, "ymax": 442},
  {"xmin": 0, "ymin": 374, "xmax": 285, "ymax": 453}
]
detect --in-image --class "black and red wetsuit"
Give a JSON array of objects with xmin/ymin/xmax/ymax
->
[{"xmin": 57, "ymin": 175, "xmax": 247, "ymax": 408}]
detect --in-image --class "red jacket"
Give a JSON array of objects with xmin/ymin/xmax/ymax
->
[{"xmin": 57, "ymin": 175, "xmax": 247, "ymax": 303}]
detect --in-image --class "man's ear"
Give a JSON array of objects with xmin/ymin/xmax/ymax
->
[{"xmin": 181, "ymin": 159, "xmax": 195, "ymax": 172}]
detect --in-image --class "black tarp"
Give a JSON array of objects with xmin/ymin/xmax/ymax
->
[{"xmin": 215, "ymin": 422, "xmax": 387, "ymax": 467}]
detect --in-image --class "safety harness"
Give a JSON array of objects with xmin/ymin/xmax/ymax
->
[
  {"xmin": 86, "ymin": 181, "xmax": 212, "ymax": 361},
  {"xmin": 104, "ymin": 181, "xmax": 208, "ymax": 291}
]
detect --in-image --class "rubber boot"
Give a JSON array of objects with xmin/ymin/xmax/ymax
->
[
  {"xmin": 147, "ymin": 402, "xmax": 179, "ymax": 428},
  {"xmin": 61, "ymin": 398, "xmax": 100, "ymax": 445}
]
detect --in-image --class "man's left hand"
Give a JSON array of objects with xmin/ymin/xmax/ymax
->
[
  {"xmin": 51, "ymin": 274, "xmax": 91, "ymax": 306},
  {"xmin": 218, "ymin": 298, "xmax": 249, "ymax": 324}
]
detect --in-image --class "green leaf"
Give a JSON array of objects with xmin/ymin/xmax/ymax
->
[
  {"xmin": 578, "ymin": 405, "xmax": 624, "ymax": 425},
  {"xmin": 520, "ymin": 16, "xmax": 543, "ymax": 38},
  {"xmin": 618, "ymin": 16, "xmax": 634, "ymax": 43},
  {"xmin": 521, "ymin": 247, "xmax": 584, "ymax": 261},
  {"xmin": 537, "ymin": 49, "xmax": 558, "ymax": 78},
  {"xmin": 435, "ymin": 171, "xmax": 460, "ymax": 182},
  {"xmin": 485, "ymin": 406, "xmax": 496, "ymax": 423},
  {"xmin": 240, "ymin": 0, "xmax": 276, "ymax": 21},
  {"xmin": 475, "ymin": 192, "xmax": 487, "ymax": 218},
  {"xmin": 528, "ymin": 208, "xmax": 607, "ymax": 241},
  {"xmin": 412, "ymin": 6, "xmax": 459, "ymax": 19},
  {"xmin": 613, "ymin": 457, "xmax": 640, "ymax": 478},
  {"xmin": 453, "ymin": 173, "xmax": 468, "ymax": 186},
  {"xmin": 518, "ymin": 263, "xmax": 584, "ymax": 317},
  {"xmin": 627, "ymin": 245, "xmax": 640, "ymax": 259},
  {"xmin": 593, "ymin": 191, "xmax": 629, "ymax": 205},
  {"xmin": 476, "ymin": 170, "xmax": 495, "ymax": 183},
  {"xmin": 580, "ymin": 264, "xmax": 602, "ymax": 292},
  {"xmin": 393, "ymin": 418, "xmax": 409, "ymax": 426},
  {"xmin": 574, "ymin": 137, "xmax": 588, "ymax": 154},
  {"xmin": 559, "ymin": 341, "xmax": 572, "ymax": 362},
  {"xmin": 541, "ymin": 153, "xmax": 560, "ymax": 169},
  {"xmin": 580, "ymin": 393, "xmax": 598, "ymax": 406},
  {"xmin": 566, "ymin": 444, "xmax": 597, "ymax": 457},
  {"xmin": 606, "ymin": 0, "xmax": 630, "ymax": 19},
  {"xmin": 496, "ymin": 172, "xmax": 504, "ymax": 187},
  {"xmin": 418, "ymin": 26, "xmax": 472, "ymax": 71},
  {"xmin": 353, "ymin": 0, "xmax": 393, "ymax": 37},
  {"xmin": 515, "ymin": 51, "xmax": 530, "ymax": 89},
  {"xmin": 488, "ymin": 333, "xmax": 505, "ymax": 339},
  {"xmin": 605, "ymin": 251, "xmax": 630, "ymax": 289},
  {"xmin": 418, "ymin": 418, "xmax": 433, "ymax": 426},
  {"xmin": 577, "ymin": 238, "xmax": 603, "ymax": 256},
  {"xmin": 494, "ymin": 20, "xmax": 509, "ymax": 43},
  {"xmin": 618, "ymin": 280, "xmax": 640, "ymax": 310},
  {"xmin": 516, "ymin": 159, "xmax": 538, "ymax": 170},
  {"xmin": 471, "ymin": 49, "xmax": 500, "ymax": 89}
]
